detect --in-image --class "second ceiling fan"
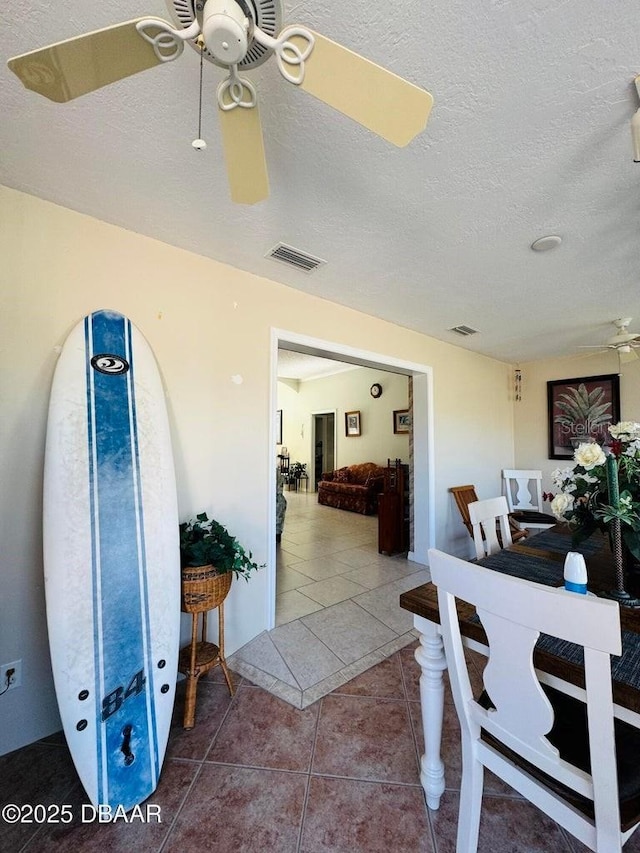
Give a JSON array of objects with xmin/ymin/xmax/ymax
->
[
  {"xmin": 8, "ymin": 0, "xmax": 434, "ymax": 204},
  {"xmin": 577, "ymin": 318, "xmax": 640, "ymax": 365}
]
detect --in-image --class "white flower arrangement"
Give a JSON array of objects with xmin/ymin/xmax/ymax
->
[{"xmin": 547, "ymin": 421, "xmax": 640, "ymax": 559}]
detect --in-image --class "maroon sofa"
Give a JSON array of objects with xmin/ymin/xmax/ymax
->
[{"xmin": 317, "ymin": 462, "xmax": 385, "ymax": 515}]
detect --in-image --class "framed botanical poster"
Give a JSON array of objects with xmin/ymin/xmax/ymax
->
[
  {"xmin": 547, "ymin": 374, "xmax": 620, "ymax": 459},
  {"xmin": 276, "ymin": 409, "xmax": 283, "ymax": 445},
  {"xmin": 345, "ymin": 411, "xmax": 361, "ymax": 437},
  {"xmin": 393, "ymin": 409, "xmax": 411, "ymax": 434}
]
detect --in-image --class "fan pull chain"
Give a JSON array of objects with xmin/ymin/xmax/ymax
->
[{"xmin": 192, "ymin": 37, "xmax": 207, "ymax": 150}]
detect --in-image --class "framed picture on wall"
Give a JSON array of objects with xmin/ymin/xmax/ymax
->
[
  {"xmin": 276, "ymin": 409, "xmax": 283, "ymax": 445},
  {"xmin": 345, "ymin": 411, "xmax": 361, "ymax": 437},
  {"xmin": 547, "ymin": 373, "xmax": 620, "ymax": 459},
  {"xmin": 393, "ymin": 409, "xmax": 411, "ymax": 434}
]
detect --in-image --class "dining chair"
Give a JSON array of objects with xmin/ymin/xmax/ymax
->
[
  {"xmin": 448, "ymin": 485, "xmax": 527, "ymax": 545},
  {"xmin": 502, "ymin": 469, "xmax": 556, "ymax": 531},
  {"xmin": 428, "ymin": 547, "xmax": 640, "ymax": 853},
  {"xmin": 468, "ymin": 496, "xmax": 512, "ymax": 560}
]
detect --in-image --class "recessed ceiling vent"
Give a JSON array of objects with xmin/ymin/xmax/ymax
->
[
  {"xmin": 266, "ymin": 243, "xmax": 326, "ymax": 273},
  {"xmin": 448, "ymin": 325, "xmax": 479, "ymax": 337}
]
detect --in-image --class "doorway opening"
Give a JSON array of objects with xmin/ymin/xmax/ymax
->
[
  {"xmin": 311, "ymin": 412, "xmax": 336, "ymax": 490},
  {"xmin": 268, "ymin": 328, "xmax": 435, "ymax": 631}
]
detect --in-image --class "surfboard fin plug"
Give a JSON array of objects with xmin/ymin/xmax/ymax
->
[{"xmin": 121, "ymin": 724, "xmax": 135, "ymax": 766}]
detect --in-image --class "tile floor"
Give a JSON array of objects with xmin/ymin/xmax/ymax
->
[
  {"xmin": 229, "ymin": 489, "xmax": 429, "ymax": 708},
  {"xmin": 2, "ymin": 646, "xmax": 616, "ymax": 852},
  {"xmin": 4, "ymin": 493, "xmax": 635, "ymax": 851}
]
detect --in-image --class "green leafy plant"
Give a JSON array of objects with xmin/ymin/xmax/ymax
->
[
  {"xmin": 179, "ymin": 512, "xmax": 262, "ymax": 580},
  {"xmin": 290, "ymin": 461, "xmax": 307, "ymax": 479}
]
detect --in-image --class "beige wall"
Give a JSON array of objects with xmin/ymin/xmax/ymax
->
[
  {"xmin": 277, "ymin": 367, "xmax": 410, "ymax": 477},
  {"xmin": 514, "ymin": 354, "xmax": 640, "ymax": 493},
  {"xmin": 1, "ymin": 185, "xmax": 514, "ymax": 752}
]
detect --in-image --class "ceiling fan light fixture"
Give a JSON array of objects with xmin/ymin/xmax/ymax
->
[
  {"xmin": 202, "ymin": 0, "xmax": 250, "ymax": 65},
  {"xmin": 170, "ymin": 0, "xmax": 282, "ymax": 69}
]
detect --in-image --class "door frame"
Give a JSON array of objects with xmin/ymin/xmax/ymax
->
[{"xmin": 267, "ymin": 327, "xmax": 435, "ymax": 630}]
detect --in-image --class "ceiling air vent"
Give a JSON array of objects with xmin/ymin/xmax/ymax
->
[
  {"xmin": 448, "ymin": 325, "xmax": 479, "ymax": 336},
  {"xmin": 266, "ymin": 243, "xmax": 326, "ymax": 273}
]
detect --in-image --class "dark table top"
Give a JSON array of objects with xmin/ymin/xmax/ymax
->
[{"xmin": 399, "ymin": 527, "xmax": 640, "ymax": 715}]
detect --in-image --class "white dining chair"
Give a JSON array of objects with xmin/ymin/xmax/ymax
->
[
  {"xmin": 502, "ymin": 469, "xmax": 556, "ymax": 531},
  {"xmin": 428, "ymin": 547, "xmax": 640, "ymax": 853},
  {"xmin": 468, "ymin": 496, "xmax": 512, "ymax": 560}
]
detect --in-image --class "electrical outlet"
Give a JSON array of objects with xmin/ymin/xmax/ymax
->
[{"xmin": 1, "ymin": 660, "xmax": 22, "ymax": 691}]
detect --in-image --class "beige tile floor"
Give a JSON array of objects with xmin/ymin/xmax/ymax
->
[{"xmin": 228, "ymin": 488, "xmax": 430, "ymax": 708}]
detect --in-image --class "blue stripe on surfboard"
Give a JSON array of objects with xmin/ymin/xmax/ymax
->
[
  {"xmin": 84, "ymin": 317, "xmax": 105, "ymax": 805},
  {"xmin": 124, "ymin": 318, "xmax": 161, "ymax": 785},
  {"xmin": 85, "ymin": 310, "xmax": 159, "ymax": 810}
]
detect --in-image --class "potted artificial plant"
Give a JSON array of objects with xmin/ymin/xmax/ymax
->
[
  {"xmin": 290, "ymin": 461, "xmax": 307, "ymax": 481},
  {"xmin": 179, "ymin": 512, "xmax": 261, "ymax": 612}
]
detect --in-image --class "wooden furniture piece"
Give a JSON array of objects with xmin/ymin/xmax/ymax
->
[
  {"xmin": 468, "ymin": 495, "xmax": 512, "ymax": 559},
  {"xmin": 278, "ymin": 453, "xmax": 290, "ymax": 482},
  {"xmin": 430, "ymin": 547, "xmax": 640, "ymax": 853},
  {"xmin": 502, "ymin": 468, "xmax": 556, "ymax": 531},
  {"xmin": 399, "ymin": 526, "xmax": 640, "ymax": 815},
  {"xmin": 449, "ymin": 484, "xmax": 527, "ymax": 544},
  {"xmin": 449, "ymin": 484, "xmax": 479, "ymax": 537},
  {"xmin": 378, "ymin": 458, "xmax": 409, "ymax": 555},
  {"xmin": 178, "ymin": 567, "xmax": 235, "ymax": 730}
]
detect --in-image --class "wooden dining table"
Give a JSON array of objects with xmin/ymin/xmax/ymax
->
[{"xmin": 399, "ymin": 526, "xmax": 640, "ymax": 810}]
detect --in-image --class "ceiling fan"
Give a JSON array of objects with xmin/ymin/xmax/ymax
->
[
  {"xmin": 7, "ymin": 0, "xmax": 434, "ymax": 204},
  {"xmin": 577, "ymin": 318, "xmax": 640, "ymax": 364}
]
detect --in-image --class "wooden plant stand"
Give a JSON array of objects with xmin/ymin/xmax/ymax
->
[{"xmin": 178, "ymin": 566, "xmax": 235, "ymax": 730}]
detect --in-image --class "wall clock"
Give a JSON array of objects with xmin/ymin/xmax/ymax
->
[{"xmin": 370, "ymin": 383, "xmax": 383, "ymax": 398}]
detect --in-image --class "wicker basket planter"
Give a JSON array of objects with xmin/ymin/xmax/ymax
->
[
  {"xmin": 181, "ymin": 564, "xmax": 232, "ymax": 613},
  {"xmin": 178, "ymin": 564, "xmax": 234, "ymax": 729},
  {"xmin": 178, "ymin": 513, "xmax": 263, "ymax": 729}
]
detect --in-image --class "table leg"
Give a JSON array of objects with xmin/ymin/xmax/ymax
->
[{"xmin": 414, "ymin": 615, "xmax": 447, "ymax": 810}]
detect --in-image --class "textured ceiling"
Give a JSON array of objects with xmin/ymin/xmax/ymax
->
[
  {"xmin": 277, "ymin": 350, "xmax": 356, "ymax": 381},
  {"xmin": 3, "ymin": 1, "xmax": 640, "ymax": 364}
]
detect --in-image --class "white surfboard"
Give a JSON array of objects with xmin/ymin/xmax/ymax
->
[{"xmin": 43, "ymin": 309, "xmax": 180, "ymax": 812}]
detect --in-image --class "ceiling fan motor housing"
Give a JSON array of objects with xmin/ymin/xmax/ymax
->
[
  {"xmin": 202, "ymin": 0, "xmax": 251, "ymax": 65},
  {"xmin": 170, "ymin": 0, "xmax": 282, "ymax": 69}
]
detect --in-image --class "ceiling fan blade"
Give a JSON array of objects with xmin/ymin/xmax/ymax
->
[
  {"xmin": 7, "ymin": 19, "xmax": 173, "ymax": 103},
  {"xmin": 289, "ymin": 30, "xmax": 433, "ymax": 147},
  {"xmin": 571, "ymin": 350, "xmax": 606, "ymax": 360},
  {"xmin": 218, "ymin": 102, "xmax": 269, "ymax": 204}
]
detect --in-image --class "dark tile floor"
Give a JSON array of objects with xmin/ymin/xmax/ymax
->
[{"xmin": 1, "ymin": 644, "xmax": 632, "ymax": 852}]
